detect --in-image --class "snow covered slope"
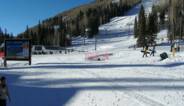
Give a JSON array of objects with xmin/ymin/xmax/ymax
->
[
  {"xmin": 1, "ymin": 0, "xmax": 184, "ymax": 106},
  {"xmin": 99, "ymin": 0, "xmax": 159, "ymax": 35}
]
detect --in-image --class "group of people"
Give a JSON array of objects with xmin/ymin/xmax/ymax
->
[
  {"xmin": 142, "ymin": 45, "xmax": 156, "ymax": 57},
  {"xmin": 0, "ymin": 76, "xmax": 10, "ymax": 106}
]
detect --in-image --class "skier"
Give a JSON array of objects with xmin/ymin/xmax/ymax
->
[{"xmin": 0, "ymin": 76, "xmax": 11, "ymax": 106}]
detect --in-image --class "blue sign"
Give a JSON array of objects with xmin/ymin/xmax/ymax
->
[{"xmin": 6, "ymin": 40, "xmax": 30, "ymax": 59}]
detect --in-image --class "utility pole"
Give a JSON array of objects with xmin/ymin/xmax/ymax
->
[
  {"xmin": 85, "ymin": 28, "xmax": 90, "ymax": 45},
  {"xmin": 95, "ymin": 34, "xmax": 97, "ymax": 51},
  {"xmin": 127, "ymin": 23, "xmax": 131, "ymax": 35}
]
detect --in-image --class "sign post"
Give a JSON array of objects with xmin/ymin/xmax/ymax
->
[{"xmin": 4, "ymin": 39, "xmax": 31, "ymax": 67}]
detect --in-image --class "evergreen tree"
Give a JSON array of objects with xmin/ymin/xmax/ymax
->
[
  {"xmin": 37, "ymin": 21, "xmax": 42, "ymax": 44},
  {"xmin": 147, "ymin": 13, "xmax": 155, "ymax": 45},
  {"xmin": 86, "ymin": 8, "xmax": 100, "ymax": 38},
  {"xmin": 134, "ymin": 17, "xmax": 139, "ymax": 38},
  {"xmin": 24, "ymin": 25, "xmax": 30, "ymax": 39},
  {"xmin": 169, "ymin": 0, "xmax": 184, "ymax": 41},
  {"xmin": 137, "ymin": 5, "xmax": 147, "ymax": 47},
  {"xmin": 146, "ymin": 7, "xmax": 158, "ymax": 45}
]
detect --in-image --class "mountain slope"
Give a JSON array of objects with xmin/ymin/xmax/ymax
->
[
  {"xmin": 99, "ymin": 0, "xmax": 160, "ymax": 36},
  {"xmin": 18, "ymin": 0, "xmax": 141, "ymax": 46}
]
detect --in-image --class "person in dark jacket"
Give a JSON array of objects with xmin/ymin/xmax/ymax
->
[
  {"xmin": 150, "ymin": 45, "xmax": 156, "ymax": 56},
  {"xmin": 0, "ymin": 76, "xmax": 11, "ymax": 106}
]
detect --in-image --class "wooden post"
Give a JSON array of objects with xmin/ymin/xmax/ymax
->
[{"xmin": 4, "ymin": 59, "xmax": 7, "ymax": 67}]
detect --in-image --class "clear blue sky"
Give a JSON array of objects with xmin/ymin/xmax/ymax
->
[{"xmin": 0, "ymin": 0, "xmax": 94, "ymax": 36}]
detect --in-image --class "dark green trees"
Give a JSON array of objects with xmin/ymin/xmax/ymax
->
[
  {"xmin": 137, "ymin": 5, "xmax": 147, "ymax": 47},
  {"xmin": 147, "ymin": 7, "xmax": 158, "ymax": 45},
  {"xmin": 134, "ymin": 17, "xmax": 138, "ymax": 38},
  {"xmin": 0, "ymin": 27, "xmax": 14, "ymax": 44},
  {"xmin": 169, "ymin": 0, "xmax": 184, "ymax": 42},
  {"xmin": 135, "ymin": 5, "xmax": 158, "ymax": 47}
]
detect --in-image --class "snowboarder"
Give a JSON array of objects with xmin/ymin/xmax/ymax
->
[
  {"xmin": 142, "ymin": 45, "xmax": 149, "ymax": 57},
  {"xmin": 0, "ymin": 76, "xmax": 11, "ymax": 106},
  {"xmin": 150, "ymin": 44, "xmax": 156, "ymax": 56}
]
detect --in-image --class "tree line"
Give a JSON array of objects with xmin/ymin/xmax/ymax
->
[
  {"xmin": 18, "ymin": 0, "xmax": 141, "ymax": 46},
  {"xmin": 135, "ymin": 0, "xmax": 184, "ymax": 46},
  {"xmin": 0, "ymin": 28, "xmax": 14, "ymax": 44},
  {"xmin": 168, "ymin": 0, "xmax": 184, "ymax": 43},
  {"xmin": 134, "ymin": 5, "xmax": 159, "ymax": 47}
]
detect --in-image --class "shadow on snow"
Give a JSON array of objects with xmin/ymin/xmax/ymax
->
[
  {"xmin": 1, "ymin": 72, "xmax": 184, "ymax": 106},
  {"xmin": 1, "ymin": 62, "xmax": 184, "ymax": 70},
  {"xmin": 2, "ymin": 73, "xmax": 78, "ymax": 106}
]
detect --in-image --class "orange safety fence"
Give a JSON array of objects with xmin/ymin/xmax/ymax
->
[{"xmin": 85, "ymin": 52, "xmax": 113, "ymax": 61}]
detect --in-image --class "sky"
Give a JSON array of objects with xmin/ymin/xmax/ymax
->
[{"xmin": 0, "ymin": 0, "xmax": 94, "ymax": 36}]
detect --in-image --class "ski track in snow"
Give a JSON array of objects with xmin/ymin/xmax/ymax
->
[{"xmin": 83, "ymin": 69, "xmax": 166, "ymax": 106}]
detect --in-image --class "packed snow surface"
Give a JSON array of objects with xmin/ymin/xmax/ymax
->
[{"xmin": 1, "ymin": 0, "xmax": 184, "ymax": 106}]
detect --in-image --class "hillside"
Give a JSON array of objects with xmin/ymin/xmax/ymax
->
[{"xmin": 17, "ymin": 0, "xmax": 141, "ymax": 47}]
